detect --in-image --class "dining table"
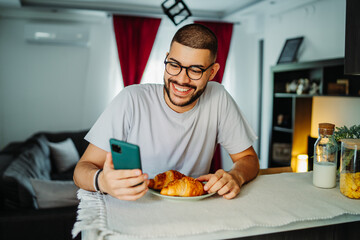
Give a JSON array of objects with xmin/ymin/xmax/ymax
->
[{"xmin": 72, "ymin": 171, "xmax": 360, "ymax": 240}]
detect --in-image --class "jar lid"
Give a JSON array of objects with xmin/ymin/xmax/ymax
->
[
  {"xmin": 318, "ymin": 123, "xmax": 335, "ymax": 135},
  {"xmin": 340, "ymin": 139, "xmax": 360, "ymax": 149},
  {"xmin": 318, "ymin": 123, "xmax": 335, "ymax": 129}
]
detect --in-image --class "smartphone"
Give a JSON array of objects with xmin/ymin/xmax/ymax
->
[{"xmin": 109, "ymin": 138, "xmax": 142, "ymax": 170}]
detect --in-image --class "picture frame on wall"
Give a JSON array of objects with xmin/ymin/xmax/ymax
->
[{"xmin": 277, "ymin": 37, "xmax": 304, "ymax": 64}]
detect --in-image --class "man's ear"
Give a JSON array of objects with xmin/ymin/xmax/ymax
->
[{"xmin": 209, "ymin": 63, "xmax": 220, "ymax": 81}]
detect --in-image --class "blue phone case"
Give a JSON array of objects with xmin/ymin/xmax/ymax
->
[{"xmin": 110, "ymin": 139, "xmax": 142, "ymax": 170}]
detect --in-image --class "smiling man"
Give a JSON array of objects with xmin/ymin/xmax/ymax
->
[
  {"xmin": 73, "ymin": 23, "xmax": 259, "ymax": 201},
  {"xmin": 163, "ymin": 42, "xmax": 215, "ymax": 112}
]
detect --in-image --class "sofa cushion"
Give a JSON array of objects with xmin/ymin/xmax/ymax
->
[
  {"xmin": 38, "ymin": 130, "xmax": 89, "ymax": 156},
  {"xmin": 2, "ymin": 135, "xmax": 51, "ymax": 209},
  {"xmin": 48, "ymin": 138, "xmax": 79, "ymax": 173},
  {"xmin": 30, "ymin": 179, "xmax": 79, "ymax": 209}
]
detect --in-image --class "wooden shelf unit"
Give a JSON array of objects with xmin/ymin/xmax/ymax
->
[{"xmin": 268, "ymin": 58, "xmax": 360, "ymax": 168}]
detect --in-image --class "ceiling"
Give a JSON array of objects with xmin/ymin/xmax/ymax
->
[
  {"xmin": 17, "ymin": 0, "xmax": 322, "ymax": 21},
  {"xmin": 19, "ymin": 0, "xmax": 263, "ymax": 19}
]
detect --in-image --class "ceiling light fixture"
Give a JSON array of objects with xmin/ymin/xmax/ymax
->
[{"xmin": 161, "ymin": 0, "xmax": 192, "ymax": 26}]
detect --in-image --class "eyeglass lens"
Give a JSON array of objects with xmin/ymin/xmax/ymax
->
[{"xmin": 165, "ymin": 62, "xmax": 203, "ymax": 80}]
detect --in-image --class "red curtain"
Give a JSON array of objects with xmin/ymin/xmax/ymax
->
[
  {"xmin": 194, "ymin": 21, "xmax": 233, "ymax": 84},
  {"xmin": 195, "ymin": 21, "xmax": 233, "ymax": 173},
  {"xmin": 113, "ymin": 15, "xmax": 161, "ymax": 87}
]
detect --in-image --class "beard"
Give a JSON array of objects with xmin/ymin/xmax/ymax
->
[{"xmin": 164, "ymin": 77, "xmax": 208, "ymax": 107}]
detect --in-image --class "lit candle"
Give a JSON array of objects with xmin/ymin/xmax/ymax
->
[{"xmin": 296, "ymin": 154, "xmax": 308, "ymax": 173}]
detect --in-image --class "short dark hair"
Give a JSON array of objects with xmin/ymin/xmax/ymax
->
[{"xmin": 171, "ymin": 23, "xmax": 218, "ymax": 61}]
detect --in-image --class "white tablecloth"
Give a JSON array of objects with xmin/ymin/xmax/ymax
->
[{"xmin": 72, "ymin": 172, "xmax": 360, "ymax": 239}]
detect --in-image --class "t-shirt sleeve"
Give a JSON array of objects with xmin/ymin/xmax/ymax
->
[
  {"xmin": 217, "ymin": 89, "xmax": 257, "ymax": 155},
  {"xmin": 84, "ymin": 88, "xmax": 132, "ymax": 152}
]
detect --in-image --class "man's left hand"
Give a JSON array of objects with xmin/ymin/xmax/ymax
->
[{"xmin": 197, "ymin": 169, "xmax": 243, "ymax": 200}]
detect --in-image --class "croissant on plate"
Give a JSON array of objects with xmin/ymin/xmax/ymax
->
[
  {"xmin": 160, "ymin": 176, "xmax": 205, "ymax": 197},
  {"xmin": 148, "ymin": 170, "xmax": 185, "ymax": 190}
]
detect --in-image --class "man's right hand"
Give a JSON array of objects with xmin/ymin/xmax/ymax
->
[{"xmin": 99, "ymin": 152, "xmax": 149, "ymax": 201}]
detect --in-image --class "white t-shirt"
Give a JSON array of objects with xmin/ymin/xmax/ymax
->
[{"xmin": 85, "ymin": 81, "xmax": 257, "ymax": 178}]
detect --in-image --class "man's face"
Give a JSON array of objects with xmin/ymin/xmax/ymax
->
[{"xmin": 163, "ymin": 41, "xmax": 218, "ymax": 113}]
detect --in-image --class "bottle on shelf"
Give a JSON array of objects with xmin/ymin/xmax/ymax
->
[{"xmin": 313, "ymin": 123, "xmax": 338, "ymax": 188}]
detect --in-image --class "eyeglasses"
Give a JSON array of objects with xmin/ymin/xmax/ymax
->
[{"xmin": 164, "ymin": 55, "xmax": 215, "ymax": 80}]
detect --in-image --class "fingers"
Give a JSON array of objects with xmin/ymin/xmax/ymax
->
[
  {"xmin": 196, "ymin": 174, "xmax": 211, "ymax": 182},
  {"xmin": 105, "ymin": 152, "xmax": 144, "ymax": 179},
  {"xmin": 119, "ymin": 189, "xmax": 148, "ymax": 201},
  {"xmin": 113, "ymin": 180, "xmax": 150, "ymax": 201},
  {"xmin": 223, "ymin": 190, "xmax": 238, "ymax": 200},
  {"xmin": 203, "ymin": 170, "xmax": 225, "ymax": 192},
  {"xmin": 109, "ymin": 172, "xmax": 148, "ymax": 188},
  {"xmin": 105, "ymin": 174, "xmax": 150, "ymax": 201},
  {"xmin": 102, "ymin": 152, "xmax": 149, "ymax": 201},
  {"xmin": 218, "ymin": 181, "xmax": 240, "ymax": 199},
  {"xmin": 204, "ymin": 170, "xmax": 240, "ymax": 199}
]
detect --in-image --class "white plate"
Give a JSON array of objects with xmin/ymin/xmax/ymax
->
[{"xmin": 148, "ymin": 188, "xmax": 216, "ymax": 201}]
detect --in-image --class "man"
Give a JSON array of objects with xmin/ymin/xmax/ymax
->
[{"xmin": 73, "ymin": 23, "xmax": 259, "ymax": 201}]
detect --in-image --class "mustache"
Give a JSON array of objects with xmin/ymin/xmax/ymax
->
[{"xmin": 168, "ymin": 78, "xmax": 196, "ymax": 90}]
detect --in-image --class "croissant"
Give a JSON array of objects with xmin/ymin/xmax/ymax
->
[
  {"xmin": 148, "ymin": 170, "xmax": 185, "ymax": 190},
  {"xmin": 160, "ymin": 176, "xmax": 205, "ymax": 197}
]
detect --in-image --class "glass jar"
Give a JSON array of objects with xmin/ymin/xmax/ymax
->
[
  {"xmin": 313, "ymin": 123, "xmax": 338, "ymax": 188},
  {"xmin": 340, "ymin": 139, "xmax": 360, "ymax": 199}
]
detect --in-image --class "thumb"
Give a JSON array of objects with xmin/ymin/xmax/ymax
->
[{"xmin": 103, "ymin": 152, "xmax": 114, "ymax": 170}]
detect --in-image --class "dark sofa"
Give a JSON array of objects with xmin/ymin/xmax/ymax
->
[{"xmin": 0, "ymin": 130, "xmax": 88, "ymax": 240}]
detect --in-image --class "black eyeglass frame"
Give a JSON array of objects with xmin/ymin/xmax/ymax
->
[{"xmin": 164, "ymin": 55, "xmax": 215, "ymax": 80}]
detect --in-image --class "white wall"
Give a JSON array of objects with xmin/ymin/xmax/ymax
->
[
  {"xmin": 221, "ymin": 22, "xmax": 262, "ymax": 171},
  {"xmin": 0, "ymin": 17, "xmax": 87, "ymax": 147},
  {"xmin": 80, "ymin": 16, "xmax": 123, "ymax": 128},
  {"xmin": 260, "ymin": 0, "xmax": 347, "ymax": 168},
  {"xmin": 0, "ymin": 9, "xmax": 121, "ymax": 148},
  {"xmin": 311, "ymin": 97, "xmax": 360, "ymax": 138}
]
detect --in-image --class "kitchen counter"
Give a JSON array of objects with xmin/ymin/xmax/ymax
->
[
  {"xmin": 73, "ymin": 172, "xmax": 360, "ymax": 240},
  {"xmin": 81, "ymin": 214, "xmax": 360, "ymax": 240}
]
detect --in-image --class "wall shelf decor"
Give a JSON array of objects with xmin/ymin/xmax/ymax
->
[{"xmin": 269, "ymin": 58, "xmax": 360, "ymax": 168}]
